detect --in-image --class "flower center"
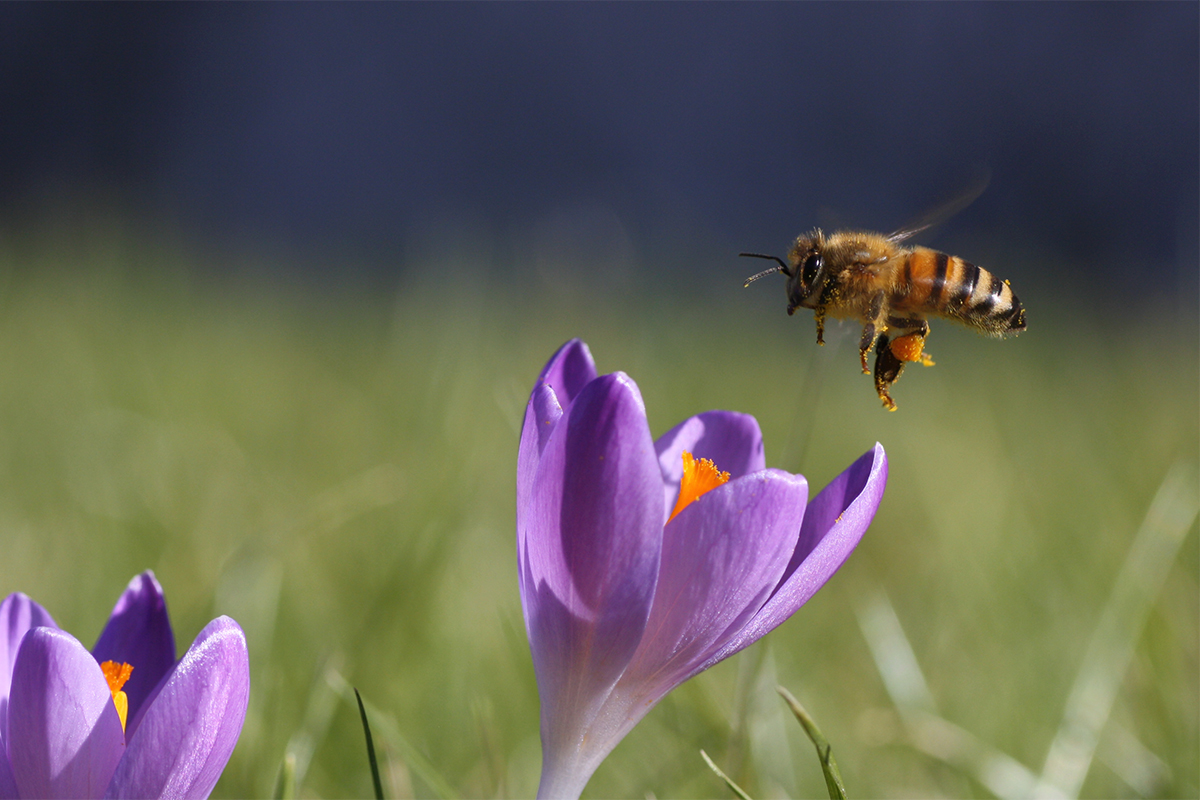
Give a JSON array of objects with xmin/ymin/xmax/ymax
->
[
  {"xmin": 668, "ymin": 451, "xmax": 730, "ymax": 523},
  {"xmin": 100, "ymin": 660, "xmax": 134, "ymax": 732}
]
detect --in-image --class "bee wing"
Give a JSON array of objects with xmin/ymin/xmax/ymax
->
[
  {"xmin": 886, "ymin": 221, "xmax": 936, "ymax": 244},
  {"xmin": 887, "ymin": 167, "xmax": 991, "ymax": 243}
]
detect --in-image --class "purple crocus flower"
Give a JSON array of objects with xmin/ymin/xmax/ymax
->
[
  {"xmin": 0, "ymin": 571, "xmax": 250, "ymax": 799},
  {"xmin": 517, "ymin": 340, "xmax": 887, "ymax": 799}
]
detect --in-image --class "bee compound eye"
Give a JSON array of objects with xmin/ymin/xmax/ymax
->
[{"xmin": 802, "ymin": 253, "xmax": 823, "ymax": 288}]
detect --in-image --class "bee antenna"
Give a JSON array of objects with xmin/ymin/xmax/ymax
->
[{"xmin": 740, "ymin": 253, "xmax": 791, "ymax": 286}]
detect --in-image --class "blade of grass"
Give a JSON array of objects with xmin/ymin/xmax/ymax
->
[
  {"xmin": 278, "ymin": 655, "xmax": 344, "ymax": 794},
  {"xmin": 325, "ymin": 668, "xmax": 459, "ymax": 800},
  {"xmin": 355, "ymin": 688, "xmax": 385, "ymax": 800},
  {"xmin": 856, "ymin": 590, "xmax": 1046, "ymax": 800},
  {"xmin": 271, "ymin": 752, "xmax": 296, "ymax": 800},
  {"xmin": 700, "ymin": 749, "xmax": 754, "ymax": 800},
  {"xmin": 1096, "ymin": 721, "xmax": 1172, "ymax": 797},
  {"xmin": 854, "ymin": 590, "xmax": 936, "ymax": 713},
  {"xmin": 902, "ymin": 708, "xmax": 1045, "ymax": 799},
  {"xmin": 776, "ymin": 686, "xmax": 847, "ymax": 800},
  {"xmin": 1039, "ymin": 460, "xmax": 1199, "ymax": 798}
]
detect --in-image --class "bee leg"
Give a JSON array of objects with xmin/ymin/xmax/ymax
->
[
  {"xmin": 859, "ymin": 326, "xmax": 876, "ymax": 373},
  {"xmin": 858, "ymin": 291, "xmax": 887, "ymax": 373},
  {"xmin": 814, "ymin": 307, "xmax": 826, "ymax": 345},
  {"xmin": 873, "ymin": 333, "xmax": 905, "ymax": 411}
]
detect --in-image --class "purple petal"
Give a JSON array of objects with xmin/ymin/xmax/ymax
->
[
  {"xmin": 522, "ymin": 382, "xmax": 566, "ymax": 464},
  {"xmin": 655, "ymin": 411, "xmax": 766, "ymax": 481},
  {"xmin": 620, "ymin": 468, "xmax": 808, "ymax": 698},
  {"xmin": 0, "ymin": 743, "xmax": 17, "ymax": 800},
  {"xmin": 522, "ymin": 372, "xmax": 663, "ymax": 747},
  {"xmin": 518, "ymin": 383, "xmax": 567, "ymax": 625},
  {"xmin": 518, "ymin": 342, "xmax": 596, "ymax": 607},
  {"xmin": 655, "ymin": 411, "xmax": 766, "ymax": 520},
  {"xmin": 92, "ymin": 572, "xmax": 176, "ymax": 734},
  {"xmin": 0, "ymin": 594, "xmax": 57, "ymax": 743},
  {"xmin": 105, "ymin": 617, "xmax": 249, "ymax": 800},
  {"xmin": 701, "ymin": 443, "xmax": 888, "ymax": 668},
  {"xmin": 7, "ymin": 627, "xmax": 125, "ymax": 800},
  {"xmin": 784, "ymin": 442, "xmax": 888, "ymax": 589},
  {"xmin": 535, "ymin": 339, "xmax": 597, "ymax": 411}
]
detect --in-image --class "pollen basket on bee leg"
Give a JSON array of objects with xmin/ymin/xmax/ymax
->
[{"xmin": 889, "ymin": 333, "xmax": 933, "ymax": 365}]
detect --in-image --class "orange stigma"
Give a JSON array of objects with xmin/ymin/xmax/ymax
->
[
  {"xmin": 100, "ymin": 660, "xmax": 134, "ymax": 732},
  {"xmin": 668, "ymin": 451, "xmax": 730, "ymax": 523}
]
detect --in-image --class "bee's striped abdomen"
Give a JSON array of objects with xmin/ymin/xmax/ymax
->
[
  {"xmin": 897, "ymin": 248, "xmax": 1025, "ymax": 335},
  {"xmin": 958, "ymin": 262, "xmax": 1026, "ymax": 334}
]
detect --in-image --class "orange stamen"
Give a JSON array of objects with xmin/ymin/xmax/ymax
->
[
  {"xmin": 668, "ymin": 451, "xmax": 730, "ymax": 523},
  {"xmin": 100, "ymin": 660, "xmax": 134, "ymax": 732}
]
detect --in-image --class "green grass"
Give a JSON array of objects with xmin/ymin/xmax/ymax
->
[{"xmin": 0, "ymin": 227, "xmax": 1194, "ymax": 799}]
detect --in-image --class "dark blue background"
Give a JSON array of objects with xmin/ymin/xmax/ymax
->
[{"xmin": 2, "ymin": 3, "xmax": 1196, "ymax": 290}]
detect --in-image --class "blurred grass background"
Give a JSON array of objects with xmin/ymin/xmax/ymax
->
[{"xmin": 0, "ymin": 221, "xmax": 1194, "ymax": 799}]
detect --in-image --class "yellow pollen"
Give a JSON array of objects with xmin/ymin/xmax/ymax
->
[
  {"xmin": 100, "ymin": 660, "xmax": 133, "ymax": 732},
  {"xmin": 668, "ymin": 451, "xmax": 730, "ymax": 523},
  {"xmin": 890, "ymin": 332, "xmax": 936, "ymax": 367}
]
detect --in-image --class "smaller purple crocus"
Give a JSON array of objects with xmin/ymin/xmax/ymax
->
[
  {"xmin": 517, "ymin": 340, "xmax": 887, "ymax": 799},
  {"xmin": 0, "ymin": 571, "xmax": 250, "ymax": 799}
]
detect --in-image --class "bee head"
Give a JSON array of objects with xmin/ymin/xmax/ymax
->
[
  {"xmin": 740, "ymin": 230, "xmax": 827, "ymax": 314},
  {"xmin": 782, "ymin": 232, "xmax": 827, "ymax": 313}
]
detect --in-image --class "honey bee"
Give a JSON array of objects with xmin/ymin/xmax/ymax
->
[{"xmin": 742, "ymin": 224, "xmax": 1026, "ymax": 410}]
